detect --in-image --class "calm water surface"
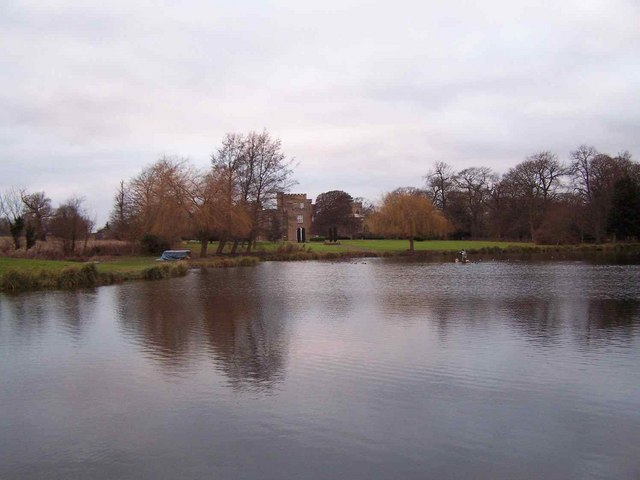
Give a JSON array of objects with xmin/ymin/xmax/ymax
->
[{"xmin": 1, "ymin": 259, "xmax": 639, "ymax": 479}]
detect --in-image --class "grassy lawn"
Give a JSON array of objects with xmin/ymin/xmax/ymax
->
[
  {"xmin": 0, "ymin": 257, "xmax": 78, "ymax": 274},
  {"xmin": 93, "ymin": 256, "xmax": 160, "ymax": 273}
]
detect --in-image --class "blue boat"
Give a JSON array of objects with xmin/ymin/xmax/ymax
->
[{"xmin": 159, "ymin": 250, "xmax": 191, "ymax": 261}]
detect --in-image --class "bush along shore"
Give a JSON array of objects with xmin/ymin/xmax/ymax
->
[{"xmin": 0, "ymin": 261, "xmax": 189, "ymax": 293}]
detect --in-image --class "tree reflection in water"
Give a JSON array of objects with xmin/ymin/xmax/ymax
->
[
  {"xmin": 116, "ymin": 268, "xmax": 287, "ymax": 391},
  {"xmin": 1, "ymin": 289, "xmax": 97, "ymax": 341},
  {"xmin": 370, "ymin": 260, "xmax": 640, "ymax": 347}
]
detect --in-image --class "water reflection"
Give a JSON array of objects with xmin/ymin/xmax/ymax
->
[
  {"xmin": 197, "ymin": 269, "xmax": 287, "ymax": 391},
  {"xmin": 0, "ymin": 292, "xmax": 50, "ymax": 338},
  {"xmin": 0, "ymin": 290, "xmax": 97, "ymax": 341},
  {"xmin": 573, "ymin": 299, "xmax": 640, "ymax": 347},
  {"xmin": 370, "ymin": 261, "xmax": 640, "ymax": 344},
  {"xmin": 116, "ymin": 268, "xmax": 287, "ymax": 390},
  {"xmin": 56, "ymin": 291, "xmax": 99, "ymax": 339},
  {"xmin": 117, "ymin": 280, "xmax": 202, "ymax": 373}
]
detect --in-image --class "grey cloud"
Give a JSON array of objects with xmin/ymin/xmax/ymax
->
[{"xmin": 1, "ymin": 0, "xmax": 639, "ymax": 225}]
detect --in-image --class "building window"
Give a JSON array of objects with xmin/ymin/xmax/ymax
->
[
  {"xmin": 299, "ymin": 202, "xmax": 304, "ymax": 209},
  {"xmin": 297, "ymin": 214, "xmax": 304, "ymax": 223}
]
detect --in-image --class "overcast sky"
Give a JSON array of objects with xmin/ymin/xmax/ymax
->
[{"xmin": 1, "ymin": 0, "xmax": 639, "ymax": 225}]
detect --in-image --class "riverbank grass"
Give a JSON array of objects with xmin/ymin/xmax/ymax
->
[
  {"xmin": 0, "ymin": 257, "xmax": 188, "ymax": 292},
  {"xmin": 0, "ymin": 255, "xmax": 268, "ymax": 292}
]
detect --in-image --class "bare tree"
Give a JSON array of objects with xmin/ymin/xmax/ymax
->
[
  {"xmin": 500, "ymin": 152, "xmax": 566, "ymax": 240},
  {"xmin": 0, "ymin": 188, "xmax": 26, "ymax": 249},
  {"xmin": 424, "ymin": 161, "xmax": 456, "ymax": 211},
  {"xmin": 107, "ymin": 180, "xmax": 135, "ymax": 240},
  {"xmin": 211, "ymin": 133, "xmax": 250, "ymax": 254},
  {"xmin": 569, "ymin": 145, "xmax": 637, "ymax": 242},
  {"xmin": 570, "ymin": 145, "xmax": 599, "ymax": 202},
  {"xmin": 454, "ymin": 166, "xmax": 497, "ymax": 238},
  {"xmin": 211, "ymin": 130, "xmax": 295, "ymax": 253},
  {"xmin": 21, "ymin": 190, "xmax": 53, "ymax": 242},
  {"xmin": 49, "ymin": 197, "xmax": 93, "ymax": 255},
  {"xmin": 242, "ymin": 130, "xmax": 296, "ymax": 251}
]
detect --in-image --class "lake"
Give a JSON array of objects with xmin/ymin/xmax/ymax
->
[{"xmin": 1, "ymin": 259, "xmax": 639, "ymax": 479}]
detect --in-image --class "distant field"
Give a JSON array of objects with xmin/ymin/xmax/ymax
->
[
  {"xmin": 182, "ymin": 239, "xmax": 535, "ymax": 256},
  {"xmin": 330, "ymin": 239, "xmax": 535, "ymax": 252}
]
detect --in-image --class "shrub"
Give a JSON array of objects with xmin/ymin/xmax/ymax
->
[
  {"xmin": 141, "ymin": 262, "xmax": 188, "ymax": 280},
  {"xmin": 236, "ymin": 256, "xmax": 260, "ymax": 267},
  {"xmin": 0, "ymin": 269, "xmax": 38, "ymax": 291},
  {"xmin": 142, "ymin": 265, "xmax": 167, "ymax": 280},
  {"xmin": 56, "ymin": 264, "xmax": 99, "ymax": 289},
  {"xmin": 25, "ymin": 224, "xmax": 37, "ymax": 250},
  {"xmin": 140, "ymin": 234, "xmax": 171, "ymax": 255}
]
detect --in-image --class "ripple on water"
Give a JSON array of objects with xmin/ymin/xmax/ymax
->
[{"xmin": 1, "ymin": 260, "xmax": 640, "ymax": 479}]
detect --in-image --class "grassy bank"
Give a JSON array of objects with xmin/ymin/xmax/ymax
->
[
  {"xmin": 0, "ymin": 257, "xmax": 189, "ymax": 292},
  {"xmin": 4, "ymin": 240, "xmax": 639, "ymax": 292},
  {"xmin": 0, "ymin": 255, "xmax": 267, "ymax": 292}
]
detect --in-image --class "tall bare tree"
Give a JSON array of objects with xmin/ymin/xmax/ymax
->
[
  {"xmin": 454, "ymin": 166, "xmax": 497, "ymax": 238},
  {"xmin": 242, "ymin": 130, "xmax": 296, "ymax": 251},
  {"xmin": 500, "ymin": 152, "xmax": 566, "ymax": 240},
  {"xmin": 570, "ymin": 145, "xmax": 599, "ymax": 202},
  {"xmin": 211, "ymin": 130, "xmax": 295, "ymax": 253},
  {"xmin": 569, "ymin": 145, "xmax": 637, "ymax": 242},
  {"xmin": 211, "ymin": 133, "xmax": 249, "ymax": 254},
  {"xmin": 108, "ymin": 180, "xmax": 135, "ymax": 240},
  {"xmin": 424, "ymin": 161, "xmax": 456, "ymax": 211}
]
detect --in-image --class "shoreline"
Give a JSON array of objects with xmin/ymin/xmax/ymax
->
[{"xmin": 2, "ymin": 243, "xmax": 640, "ymax": 293}]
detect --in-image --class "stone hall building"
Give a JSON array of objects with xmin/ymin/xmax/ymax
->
[
  {"xmin": 275, "ymin": 192, "xmax": 313, "ymax": 242},
  {"xmin": 260, "ymin": 192, "xmax": 363, "ymax": 242}
]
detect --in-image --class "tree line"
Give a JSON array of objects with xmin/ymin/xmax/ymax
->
[
  {"xmin": 107, "ymin": 130, "xmax": 295, "ymax": 256},
  {"xmin": 0, "ymin": 189, "xmax": 94, "ymax": 254},
  {"xmin": 305, "ymin": 145, "xmax": 639, "ymax": 251},
  {"xmin": 2, "ymin": 139, "xmax": 638, "ymax": 257},
  {"xmin": 422, "ymin": 146, "xmax": 639, "ymax": 243}
]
